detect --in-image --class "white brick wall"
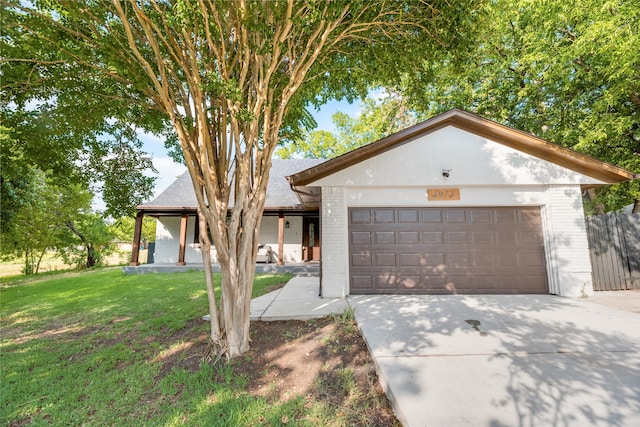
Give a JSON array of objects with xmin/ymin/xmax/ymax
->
[
  {"xmin": 542, "ymin": 185, "xmax": 594, "ymax": 297},
  {"xmin": 321, "ymin": 187, "xmax": 349, "ymax": 298}
]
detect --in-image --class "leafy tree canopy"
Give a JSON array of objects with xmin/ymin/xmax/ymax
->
[
  {"xmin": 277, "ymin": 91, "xmax": 420, "ymax": 159},
  {"xmin": 400, "ymin": 0, "xmax": 639, "ymax": 212},
  {"xmin": 1, "ymin": 1, "xmax": 162, "ymax": 218}
]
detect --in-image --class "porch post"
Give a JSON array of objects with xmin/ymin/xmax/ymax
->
[
  {"xmin": 129, "ymin": 211, "xmax": 144, "ymax": 266},
  {"xmin": 177, "ymin": 213, "xmax": 188, "ymax": 265},
  {"xmin": 277, "ymin": 211, "xmax": 285, "ymax": 265}
]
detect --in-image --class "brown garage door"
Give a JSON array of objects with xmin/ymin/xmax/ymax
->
[{"xmin": 349, "ymin": 207, "xmax": 548, "ymax": 294}]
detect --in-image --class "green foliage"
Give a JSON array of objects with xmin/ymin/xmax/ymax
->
[
  {"xmin": 0, "ymin": 167, "xmax": 91, "ymax": 274},
  {"xmin": 110, "ymin": 216, "xmax": 157, "ymax": 243},
  {"xmin": 58, "ymin": 213, "xmax": 116, "ymax": 269},
  {"xmin": 1, "ymin": 4, "xmax": 160, "ymax": 219},
  {"xmin": 277, "ymin": 92, "xmax": 420, "ymax": 159},
  {"xmin": 1, "ymin": 127, "xmax": 116, "ymax": 272},
  {"xmin": 403, "ymin": 0, "xmax": 639, "ymax": 211}
]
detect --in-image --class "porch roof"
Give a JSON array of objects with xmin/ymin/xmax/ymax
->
[{"xmin": 138, "ymin": 158, "xmax": 323, "ymax": 214}]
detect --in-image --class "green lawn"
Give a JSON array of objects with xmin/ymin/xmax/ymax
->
[{"xmin": 0, "ymin": 269, "xmax": 295, "ymax": 426}]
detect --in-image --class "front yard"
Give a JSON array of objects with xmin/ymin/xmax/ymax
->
[{"xmin": 0, "ymin": 269, "xmax": 397, "ymax": 426}]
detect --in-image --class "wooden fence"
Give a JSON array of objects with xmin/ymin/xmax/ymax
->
[{"xmin": 586, "ymin": 213, "xmax": 640, "ymax": 291}]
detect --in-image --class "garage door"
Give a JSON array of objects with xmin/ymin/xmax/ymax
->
[{"xmin": 349, "ymin": 207, "xmax": 548, "ymax": 294}]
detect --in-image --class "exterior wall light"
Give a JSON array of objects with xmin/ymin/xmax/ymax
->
[{"xmin": 442, "ymin": 169, "xmax": 452, "ymax": 178}]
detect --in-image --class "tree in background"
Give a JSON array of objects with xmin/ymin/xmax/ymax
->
[
  {"xmin": 1, "ymin": 127, "xmax": 116, "ymax": 273},
  {"xmin": 277, "ymin": 91, "xmax": 420, "ymax": 159},
  {"xmin": 3, "ymin": 0, "xmax": 483, "ymax": 358},
  {"xmin": 59, "ymin": 213, "xmax": 116, "ymax": 270},
  {"xmin": 0, "ymin": 109, "xmax": 157, "ymax": 220},
  {"xmin": 110, "ymin": 216, "xmax": 157, "ymax": 246},
  {"xmin": 0, "ymin": 167, "xmax": 96, "ymax": 274},
  {"xmin": 401, "ymin": 0, "xmax": 639, "ymax": 212}
]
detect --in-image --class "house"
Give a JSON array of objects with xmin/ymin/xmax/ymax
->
[
  {"xmin": 130, "ymin": 158, "xmax": 323, "ymax": 266},
  {"xmin": 130, "ymin": 109, "xmax": 636, "ymax": 298}
]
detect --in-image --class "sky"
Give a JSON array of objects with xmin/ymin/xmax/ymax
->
[{"xmin": 138, "ymin": 98, "xmax": 362, "ymax": 203}]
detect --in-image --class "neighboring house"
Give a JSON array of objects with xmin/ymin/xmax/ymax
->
[
  {"xmin": 131, "ymin": 109, "xmax": 636, "ymax": 298},
  {"xmin": 130, "ymin": 158, "xmax": 323, "ymax": 266}
]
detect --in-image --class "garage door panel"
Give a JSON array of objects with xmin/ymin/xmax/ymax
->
[
  {"xmin": 398, "ymin": 275, "xmax": 422, "ymax": 290},
  {"xmin": 398, "ymin": 209, "xmax": 420, "ymax": 223},
  {"xmin": 423, "ymin": 231, "xmax": 444, "ymax": 244},
  {"xmin": 349, "ymin": 207, "xmax": 548, "ymax": 295},
  {"xmin": 375, "ymin": 231, "xmax": 395, "ymax": 244},
  {"xmin": 375, "ymin": 273, "xmax": 400, "ymax": 290},
  {"xmin": 520, "ymin": 230, "xmax": 543, "ymax": 245},
  {"xmin": 470, "ymin": 209, "xmax": 492, "ymax": 223},
  {"xmin": 399, "ymin": 253, "xmax": 422, "ymax": 266},
  {"xmin": 351, "ymin": 252, "xmax": 371, "ymax": 267},
  {"xmin": 496, "ymin": 209, "xmax": 517, "ymax": 223},
  {"xmin": 446, "ymin": 210, "xmax": 467, "ymax": 223},
  {"xmin": 351, "ymin": 231, "xmax": 371, "ymax": 245},
  {"xmin": 447, "ymin": 253, "xmax": 472, "ymax": 268},
  {"xmin": 422, "ymin": 210, "xmax": 444, "ymax": 223},
  {"xmin": 447, "ymin": 231, "xmax": 469, "ymax": 245},
  {"xmin": 374, "ymin": 209, "xmax": 395, "ymax": 223},
  {"xmin": 496, "ymin": 231, "xmax": 518, "ymax": 245},
  {"xmin": 375, "ymin": 253, "xmax": 397, "ymax": 266},
  {"xmin": 521, "ymin": 252, "xmax": 545, "ymax": 266},
  {"xmin": 351, "ymin": 209, "xmax": 372, "ymax": 224},
  {"xmin": 351, "ymin": 275, "xmax": 373, "ymax": 291},
  {"xmin": 472, "ymin": 232, "xmax": 495, "ymax": 245},
  {"xmin": 398, "ymin": 231, "xmax": 420, "ymax": 244}
]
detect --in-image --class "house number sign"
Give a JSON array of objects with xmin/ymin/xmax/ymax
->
[{"xmin": 427, "ymin": 188, "xmax": 460, "ymax": 201}]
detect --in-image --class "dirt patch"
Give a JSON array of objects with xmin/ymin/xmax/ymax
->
[{"xmin": 156, "ymin": 316, "xmax": 400, "ymax": 426}]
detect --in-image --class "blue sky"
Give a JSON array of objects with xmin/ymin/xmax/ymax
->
[{"xmin": 139, "ymin": 98, "xmax": 361, "ymax": 202}]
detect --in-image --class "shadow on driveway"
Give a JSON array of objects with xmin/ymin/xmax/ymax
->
[{"xmin": 348, "ymin": 294, "xmax": 640, "ymax": 427}]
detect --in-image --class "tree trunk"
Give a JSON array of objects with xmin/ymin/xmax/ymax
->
[
  {"xmin": 24, "ymin": 250, "xmax": 34, "ymax": 275},
  {"xmin": 633, "ymin": 199, "xmax": 640, "ymax": 213},
  {"xmin": 197, "ymin": 208, "xmax": 226, "ymax": 361},
  {"xmin": 35, "ymin": 249, "xmax": 46, "ymax": 274},
  {"xmin": 86, "ymin": 244, "xmax": 97, "ymax": 268},
  {"xmin": 210, "ymin": 196, "xmax": 266, "ymax": 358},
  {"xmin": 67, "ymin": 221, "xmax": 95, "ymax": 269},
  {"xmin": 585, "ymin": 188, "xmax": 606, "ymax": 214}
]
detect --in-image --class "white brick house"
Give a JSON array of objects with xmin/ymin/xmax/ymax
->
[{"xmin": 287, "ymin": 109, "xmax": 636, "ymax": 298}]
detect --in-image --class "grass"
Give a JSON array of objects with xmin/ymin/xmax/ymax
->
[
  {"xmin": 0, "ymin": 250, "xmax": 138, "ymax": 278},
  {"xmin": 0, "ymin": 269, "xmax": 295, "ymax": 426}
]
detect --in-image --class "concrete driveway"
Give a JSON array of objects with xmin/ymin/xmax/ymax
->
[{"xmin": 348, "ymin": 294, "xmax": 640, "ymax": 427}]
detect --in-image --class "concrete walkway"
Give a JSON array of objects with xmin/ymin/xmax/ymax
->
[
  {"xmin": 250, "ymin": 276, "xmax": 349, "ymax": 321},
  {"xmin": 250, "ymin": 277, "xmax": 640, "ymax": 427}
]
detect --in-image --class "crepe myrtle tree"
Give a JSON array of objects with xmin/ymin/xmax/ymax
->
[{"xmin": 4, "ymin": 0, "xmax": 482, "ymax": 358}]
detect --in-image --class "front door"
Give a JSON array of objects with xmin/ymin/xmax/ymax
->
[{"xmin": 302, "ymin": 217, "xmax": 320, "ymax": 261}]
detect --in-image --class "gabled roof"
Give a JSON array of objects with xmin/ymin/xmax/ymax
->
[
  {"xmin": 287, "ymin": 109, "xmax": 637, "ymax": 186},
  {"xmin": 138, "ymin": 158, "xmax": 324, "ymax": 214}
]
